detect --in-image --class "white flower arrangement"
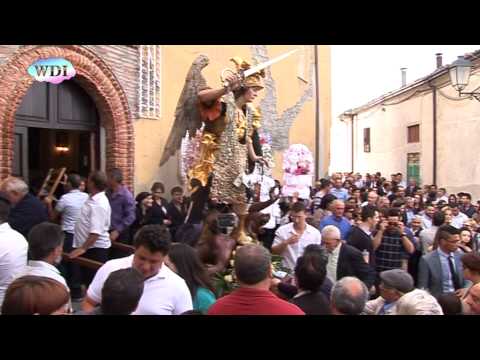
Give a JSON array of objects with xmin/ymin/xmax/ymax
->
[
  {"xmin": 282, "ymin": 144, "xmax": 314, "ymax": 198},
  {"xmin": 283, "ymin": 144, "xmax": 314, "ymax": 176}
]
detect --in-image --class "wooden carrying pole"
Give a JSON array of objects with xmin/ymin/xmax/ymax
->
[{"xmin": 37, "ymin": 167, "xmax": 67, "ymax": 198}]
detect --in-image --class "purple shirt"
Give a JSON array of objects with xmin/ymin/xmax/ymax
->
[{"xmin": 106, "ymin": 185, "xmax": 136, "ymax": 233}]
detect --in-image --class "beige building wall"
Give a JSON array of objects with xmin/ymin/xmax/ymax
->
[
  {"xmin": 134, "ymin": 45, "xmax": 331, "ymax": 197},
  {"xmin": 353, "ymin": 92, "xmax": 433, "ymax": 183},
  {"xmin": 317, "ymin": 46, "xmax": 332, "ymax": 178},
  {"xmin": 435, "ymin": 72, "xmax": 480, "ymax": 198},
  {"xmin": 348, "ymin": 65, "xmax": 480, "ymax": 199}
]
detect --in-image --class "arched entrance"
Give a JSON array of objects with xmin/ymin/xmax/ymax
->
[{"xmin": 0, "ymin": 45, "xmax": 135, "ymax": 189}]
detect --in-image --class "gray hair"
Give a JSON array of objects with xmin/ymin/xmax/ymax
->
[
  {"xmin": 395, "ymin": 289, "xmax": 444, "ymax": 315},
  {"xmin": 331, "ymin": 276, "xmax": 369, "ymax": 315},
  {"xmin": 1, "ymin": 177, "xmax": 29, "ymax": 195},
  {"xmin": 321, "ymin": 225, "xmax": 341, "ymax": 241},
  {"xmin": 331, "ymin": 199, "xmax": 345, "ymax": 208}
]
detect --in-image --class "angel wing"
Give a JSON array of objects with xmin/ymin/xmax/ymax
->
[{"xmin": 159, "ymin": 54, "xmax": 210, "ymax": 167}]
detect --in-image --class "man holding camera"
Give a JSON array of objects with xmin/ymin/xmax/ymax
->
[{"xmin": 373, "ymin": 208, "xmax": 415, "ymax": 275}]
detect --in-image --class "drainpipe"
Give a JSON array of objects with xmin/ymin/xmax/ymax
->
[
  {"xmin": 314, "ymin": 45, "xmax": 321, "ymax": 179},
  {"xmin": 428, "ymin": 81, "xmax": 437, "ymax": 185},
  {"xmin": 351, "ymin": 114, "xmax": 355, "ymax": 172}
]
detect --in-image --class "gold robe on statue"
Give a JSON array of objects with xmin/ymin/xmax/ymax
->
[{"xmin": 189, "ymin": 92, "xmax": 261, "ymax": 203}]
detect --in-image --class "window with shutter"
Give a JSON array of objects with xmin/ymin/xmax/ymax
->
[{"xmin": 407, "ymin": 125, "xmax": 420, "ymax": 143}]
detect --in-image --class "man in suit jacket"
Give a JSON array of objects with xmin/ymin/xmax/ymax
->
[
  {"xmin": 321, "ymin": 225, "xmax": 375, "ymax": 289},
  {"xmin": 363, "ymin": 269, "xmax": 415, "ymax": 315},
  {"xmin": 418, "ymin": 225, "xmax": 468, "ymax": 298},
  {"xmin": 0, "ymin": 177, "xmax": 48, "ymax": 238}
]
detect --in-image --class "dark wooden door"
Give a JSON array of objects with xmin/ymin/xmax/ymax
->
[
  {"xmin": 12, "ymin": 126, "xmax": 28, "ymax": 180},
  {"xmin": 15, "ymin": 80, "xmax": 98, "ymax": 131},
  {"xmin": 14, "ymin": 80, "xmax": 99, "ymax": 180}
]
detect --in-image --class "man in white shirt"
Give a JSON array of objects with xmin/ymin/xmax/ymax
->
[
  {"xmin": 271, "ymin": 202, "xmax": 322, "ymax": 272},
  {"xmin": 45, "ymin": 173, "xmax": 89, "ymax": 239},
  {"xmin": 451, "ymin": 204, "xmax": 469, "ymax": 229},
  {"xmin": 421, "ymin": 205, "xmax": 435, "ymax": 230},
  {"xmin": 44, "ymin": 173, "xmax": 88, "ymax": 298},
  {"xmin": 0, "ymin": 194, "xmax": 28, "ymax": 308},
  {"xmin": 20, "ymin": 222, "xmax": 68, "ymax": 290},
  {"xmin": 69, "ymin": 171, "xmax": 112, "ymax": 286},
  {"xmin": 81, "ymin": 224, "xmax": 192, "ymax": 315},
  {"xmin": 396, "ymin": 173, "xmax": 407, "ymax": 188},
  {"xmin": 434, "ymin": 188, "xmax": 449, "ymax": 205}
]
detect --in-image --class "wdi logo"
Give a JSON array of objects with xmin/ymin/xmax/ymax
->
[{"xmin": 27, "ymin": 58, "xmax": 76, "ymax": 84}]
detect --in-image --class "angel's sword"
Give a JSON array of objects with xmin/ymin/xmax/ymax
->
[{"xmin": 242, "ymin": 48, "xmax": 300, "ymax": 78}]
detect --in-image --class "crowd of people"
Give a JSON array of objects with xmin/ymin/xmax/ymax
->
[{"xmin": 0, "ymin": 169, "xmax": 479, "ymax": 315}]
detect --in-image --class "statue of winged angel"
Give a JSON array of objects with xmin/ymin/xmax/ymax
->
[{"xmin": 159, "ymin": 54, "xmax": 268, "ymax": 206}]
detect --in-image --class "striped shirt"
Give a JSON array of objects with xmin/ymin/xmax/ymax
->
[{"xmin": 375, "ymin": 233, "xmax": 408, "ymax": 272}]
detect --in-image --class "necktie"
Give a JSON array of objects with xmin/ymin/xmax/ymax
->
[{"xmin": 448, "ymin": 255, "xmax": 461, "ymax": 290}]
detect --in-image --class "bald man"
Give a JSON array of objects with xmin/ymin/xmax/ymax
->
[{"xmin": 208, "ymin": 244, "xmax": 305, "ymax": 315}]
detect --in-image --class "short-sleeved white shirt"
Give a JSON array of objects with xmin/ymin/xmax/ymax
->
[
  {"xmin": 20, "ymin": 260, "xmax": 69, "ymax": 291},
  {"xmin": 55, "ymin": 190, "xmax": 89, "ymax": 233},
  {"xmin": 0, "ymin": 223, "xmax": 28, "ymax": 307},
  {"xmin": 452, "ymin": 212, "xmax": 469, "ymax": 229},
  {"xmin": 87, "ymin": 255, "xmax": 193, "ymax": 315},
  {"xmin": 273, "ymin": 223, "xmax": 322, "ymax": 271},
  {"xmin": 73, "ymin": 191, "xmax": 111, "ymax": 249},
  {"xmin": 421, "ymin": 215, "xmax": 433, "ymax": 230}
]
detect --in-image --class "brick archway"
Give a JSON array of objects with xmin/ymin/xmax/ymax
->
[{"xmin": 0, "ymin": 45, "xmax": 134, "ymax": 189}]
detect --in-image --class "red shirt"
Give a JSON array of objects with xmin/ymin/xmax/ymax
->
[{"xmin": 207, "ymin": 287, "xmax": 305, "ymax": 315}]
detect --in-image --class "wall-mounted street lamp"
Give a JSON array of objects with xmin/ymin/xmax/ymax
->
[{"xmin": 449, "ymin": 55, "xmax": 480, "ymax": 101}]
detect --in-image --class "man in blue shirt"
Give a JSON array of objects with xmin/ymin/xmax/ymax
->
[
  {"xmin": 106, "ymin": 168, "xmax": 136, "ymax": 244},
  {"xmin": 329, "ymin": 177, "xmax": 349, "ymax": 202},
  {"xmin": 319, "ymin": 199, "xmax": 351, "ymax": 240}
]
